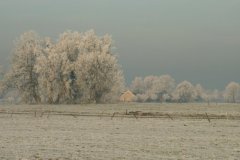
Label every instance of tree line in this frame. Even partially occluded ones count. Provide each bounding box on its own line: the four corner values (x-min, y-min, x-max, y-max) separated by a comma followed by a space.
0, 30, 239, 104
130, 75, 240, 103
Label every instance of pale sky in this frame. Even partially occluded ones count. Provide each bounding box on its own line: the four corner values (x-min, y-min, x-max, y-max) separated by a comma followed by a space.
0, 0, 240, 89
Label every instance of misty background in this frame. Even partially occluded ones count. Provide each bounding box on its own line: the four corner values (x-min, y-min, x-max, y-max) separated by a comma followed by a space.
0, 0, 240, 89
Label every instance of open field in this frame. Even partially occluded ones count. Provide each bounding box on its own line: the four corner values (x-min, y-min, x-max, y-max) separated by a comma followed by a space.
0, 103, 240, 159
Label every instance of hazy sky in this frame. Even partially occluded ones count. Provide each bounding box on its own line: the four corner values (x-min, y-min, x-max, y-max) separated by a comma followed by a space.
0, 0, 240, 89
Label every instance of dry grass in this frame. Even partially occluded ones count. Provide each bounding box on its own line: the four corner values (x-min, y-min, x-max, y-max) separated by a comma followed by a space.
0, 103, 240, 159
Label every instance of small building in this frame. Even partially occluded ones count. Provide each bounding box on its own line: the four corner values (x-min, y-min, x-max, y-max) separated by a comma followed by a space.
120, 90, 136, 102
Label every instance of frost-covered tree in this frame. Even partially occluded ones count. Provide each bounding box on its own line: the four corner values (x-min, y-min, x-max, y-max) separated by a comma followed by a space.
35, 32, 83, 104
172, 81, 196, 103
73, 30, 124, 103
152, 75, 175, 102
3, 31, 42, 103
202, 89, 221, 104
131, 76, 157, 102
212, 89, 222, 102
224, 82, 240, 103
80, 30, 112, 55
193, 84, 223, 104
3, 30, 124, 104
55, 31, 82, 102
131, 75, 175, 102
35, 38, 72, 104
75, 52, 124, 103
194, 84, 205, 102
35, 30, 123, 104
130, 77, 145, 94
55, 31, 82, 61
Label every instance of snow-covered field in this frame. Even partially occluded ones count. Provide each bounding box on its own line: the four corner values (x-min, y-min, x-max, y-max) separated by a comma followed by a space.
0, 103, 240, 159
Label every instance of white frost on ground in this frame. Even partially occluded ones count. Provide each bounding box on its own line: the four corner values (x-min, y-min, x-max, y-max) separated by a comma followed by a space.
0, 103, 240, 160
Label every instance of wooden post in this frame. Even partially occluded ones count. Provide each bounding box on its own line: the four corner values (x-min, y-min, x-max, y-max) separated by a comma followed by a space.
47, 111, 50, 119
111, 112, 116, 120
205, 112, 211, 123
166, 113, 173, 120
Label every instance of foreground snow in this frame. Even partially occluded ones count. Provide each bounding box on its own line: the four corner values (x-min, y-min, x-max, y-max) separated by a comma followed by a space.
0, 103, 239, 159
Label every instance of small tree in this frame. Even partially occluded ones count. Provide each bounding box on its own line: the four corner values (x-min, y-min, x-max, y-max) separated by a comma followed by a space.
224, 82, 240, 103
131, 77, 145, 94
172, 81, 196, 103
130, 75, 175, 102
195, 84, 205, 102
152, 75, 175, 102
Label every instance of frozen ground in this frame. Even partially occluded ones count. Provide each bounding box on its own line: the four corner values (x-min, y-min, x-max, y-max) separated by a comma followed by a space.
0, 103, 240, 160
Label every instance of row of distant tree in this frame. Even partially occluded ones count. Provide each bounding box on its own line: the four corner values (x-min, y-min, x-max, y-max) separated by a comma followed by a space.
0, 30, 239, 104
130, 75, 240, 103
